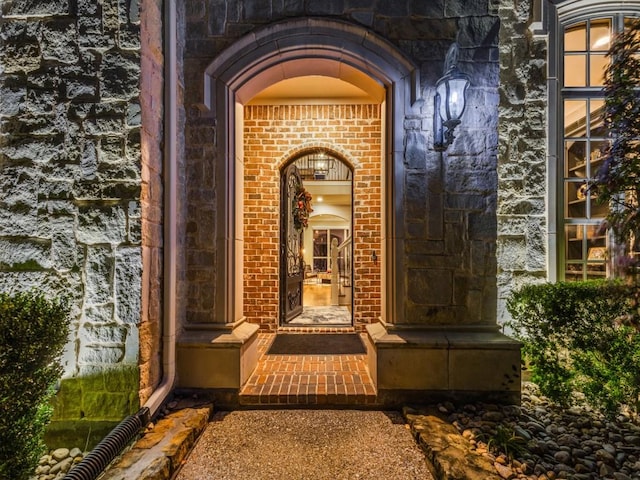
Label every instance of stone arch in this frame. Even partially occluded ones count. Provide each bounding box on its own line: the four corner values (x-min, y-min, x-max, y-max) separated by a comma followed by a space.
204, 17, 420, 329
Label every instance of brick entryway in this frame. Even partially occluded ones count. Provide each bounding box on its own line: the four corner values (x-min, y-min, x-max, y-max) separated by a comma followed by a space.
239, 333, 377, 406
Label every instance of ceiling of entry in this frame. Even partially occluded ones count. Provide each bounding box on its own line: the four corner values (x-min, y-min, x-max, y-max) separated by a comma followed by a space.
247, 74, 384, 105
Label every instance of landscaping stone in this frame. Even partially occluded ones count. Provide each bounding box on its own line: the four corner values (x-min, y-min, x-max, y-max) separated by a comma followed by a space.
406, 382, 640, 480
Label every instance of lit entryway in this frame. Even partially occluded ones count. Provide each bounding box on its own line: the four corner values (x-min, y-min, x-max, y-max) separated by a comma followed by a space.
281, 152, 353, 326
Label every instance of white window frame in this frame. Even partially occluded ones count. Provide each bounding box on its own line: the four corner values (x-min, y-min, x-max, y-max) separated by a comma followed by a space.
548, 1, 640, 281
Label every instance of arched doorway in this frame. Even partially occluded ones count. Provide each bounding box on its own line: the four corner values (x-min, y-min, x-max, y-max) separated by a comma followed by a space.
241, 87, 380, 331
280, 152, 354, 327
203, 18, 420, 333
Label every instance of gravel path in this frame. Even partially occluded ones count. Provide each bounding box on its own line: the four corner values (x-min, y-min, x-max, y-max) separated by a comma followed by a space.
174, 410, 434, 480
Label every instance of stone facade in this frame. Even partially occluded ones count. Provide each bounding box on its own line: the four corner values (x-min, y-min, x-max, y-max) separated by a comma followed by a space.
0, 0, 163, 441
181, 0, 504, 329
496, 0, 549, 326
0, 0, 551, 441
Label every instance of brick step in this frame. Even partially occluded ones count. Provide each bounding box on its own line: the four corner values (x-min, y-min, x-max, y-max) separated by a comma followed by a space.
239, 383, 378, 406
278, 325, 355, 333
241, 334, 377, 407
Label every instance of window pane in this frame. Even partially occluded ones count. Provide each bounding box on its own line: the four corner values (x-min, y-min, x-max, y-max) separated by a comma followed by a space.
566, 225, 584, 258
589, 140, 607, 175
565, 140, 587, 177
589, 53, 608, 86
590, 19, 611, 50
564, 100, 587, 136
590, 198, 608, 218
313, 229, 327, 257
589, 99, 605, 136
564, 55, 587, 86
565, 22, 586, 51
566, 181, 586, 218
313, 259, 327, 272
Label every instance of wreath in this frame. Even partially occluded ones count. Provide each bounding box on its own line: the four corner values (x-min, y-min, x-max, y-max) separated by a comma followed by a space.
293, 184, 313, 230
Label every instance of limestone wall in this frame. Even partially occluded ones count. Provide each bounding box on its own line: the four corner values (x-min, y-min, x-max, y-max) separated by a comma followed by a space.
497, 0, 549, 326
0, 0, 158, 435
182, 0, 504, 328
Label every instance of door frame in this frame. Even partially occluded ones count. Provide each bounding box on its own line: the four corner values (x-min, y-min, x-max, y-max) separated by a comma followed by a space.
281, 152, 356, 327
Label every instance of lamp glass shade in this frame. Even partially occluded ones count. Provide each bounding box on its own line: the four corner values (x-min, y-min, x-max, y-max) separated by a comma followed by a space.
436, 73, 470, 122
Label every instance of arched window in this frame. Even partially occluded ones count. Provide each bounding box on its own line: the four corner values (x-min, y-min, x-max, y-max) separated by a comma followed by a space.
552, 5, 640, 280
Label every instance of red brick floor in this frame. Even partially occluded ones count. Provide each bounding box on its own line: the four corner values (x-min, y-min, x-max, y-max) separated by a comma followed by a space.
239, 333, 377, 406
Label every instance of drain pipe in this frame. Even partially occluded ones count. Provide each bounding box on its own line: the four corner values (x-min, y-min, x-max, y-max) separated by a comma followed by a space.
63, 408, 150, 480
142, 0, 178, 418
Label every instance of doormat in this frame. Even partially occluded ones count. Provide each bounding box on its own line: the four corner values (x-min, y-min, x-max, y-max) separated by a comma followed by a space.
266, 333, 366, 355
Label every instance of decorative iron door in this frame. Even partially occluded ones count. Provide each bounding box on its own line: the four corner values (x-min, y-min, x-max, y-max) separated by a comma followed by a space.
280, 164, 306, 323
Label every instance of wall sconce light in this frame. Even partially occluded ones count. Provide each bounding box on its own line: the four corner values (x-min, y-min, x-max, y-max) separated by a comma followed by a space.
433, 43, 470, 152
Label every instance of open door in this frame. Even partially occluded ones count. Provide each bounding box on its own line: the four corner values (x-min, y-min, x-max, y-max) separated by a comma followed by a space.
280, 164, 307, 323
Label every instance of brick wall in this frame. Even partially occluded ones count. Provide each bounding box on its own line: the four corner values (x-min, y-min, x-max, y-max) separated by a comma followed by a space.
243, 104, 382, 331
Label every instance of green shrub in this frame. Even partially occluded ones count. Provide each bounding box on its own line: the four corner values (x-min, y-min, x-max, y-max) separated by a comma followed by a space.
506, 280, 640, 416
0, 291, 70, 480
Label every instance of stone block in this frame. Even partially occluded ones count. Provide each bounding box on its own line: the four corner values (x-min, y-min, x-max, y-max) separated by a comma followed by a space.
458, 16, 500, 48
50, 378, 83, 421
0, 237, 51, 270
103, 365, 139, 393
350, 11, 374, 27
119, 24, 141, 49
80, 323, 128, 344
0, 21, 41, 73
80, 140, 98, 180
82, 391, 133, 420
469, 211, 497, 240
448, 339, 521, 392
76, 205, 127, 244
408, 268, 452, 306
83, 303, 116, 324
207, 0, 227, 35
176, 322, 260, 389
496, 237, 527, 271
79, 344, 125, 364
243, 0, 273, 20
84, 245, 115, 304
100, 51, 141, 100
2, 0, 69, 16
115, 246, 142, 324
0, 81, 26, 116
368, 324, 521, 404
1, 134, 65, 164
41, 20, 79, 64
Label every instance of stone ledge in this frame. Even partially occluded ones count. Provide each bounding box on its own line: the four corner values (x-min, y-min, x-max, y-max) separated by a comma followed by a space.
176, 322, 260, 389
100, 403, 212, 480
403, 408, 502, 480
365, 322, 522, 403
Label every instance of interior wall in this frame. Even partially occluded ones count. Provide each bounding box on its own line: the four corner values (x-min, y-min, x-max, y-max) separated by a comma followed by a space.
243, 104, 382, 331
